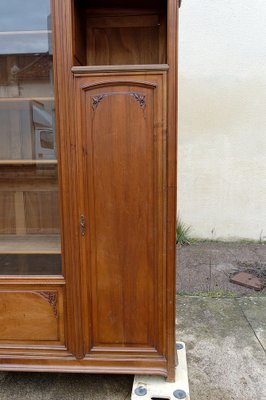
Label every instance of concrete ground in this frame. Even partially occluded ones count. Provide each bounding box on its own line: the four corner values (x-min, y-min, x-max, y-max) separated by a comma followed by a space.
175, 243, 266, 400
176, 242, 266, 295
176, 296, 266, 400
0, 243, 265, 399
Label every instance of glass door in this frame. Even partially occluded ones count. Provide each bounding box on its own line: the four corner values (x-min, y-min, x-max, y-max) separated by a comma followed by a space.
0, 0, 61, 275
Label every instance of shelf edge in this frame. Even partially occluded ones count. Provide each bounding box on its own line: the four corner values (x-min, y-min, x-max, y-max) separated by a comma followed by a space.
72, 64, 169, 74
0, 160, 58, 165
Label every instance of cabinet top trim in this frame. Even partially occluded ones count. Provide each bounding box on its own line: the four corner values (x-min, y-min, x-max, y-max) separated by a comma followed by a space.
72, 64, 169, 75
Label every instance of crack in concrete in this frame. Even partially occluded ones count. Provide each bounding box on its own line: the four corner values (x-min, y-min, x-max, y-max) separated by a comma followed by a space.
235, 299, 266, 354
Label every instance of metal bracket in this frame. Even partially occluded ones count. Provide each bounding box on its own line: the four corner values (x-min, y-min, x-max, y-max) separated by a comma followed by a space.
131, 342, 190, 400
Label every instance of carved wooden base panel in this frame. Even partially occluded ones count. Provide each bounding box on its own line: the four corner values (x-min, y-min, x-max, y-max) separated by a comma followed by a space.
0, 286, 64, 345
0, 356, 169, 378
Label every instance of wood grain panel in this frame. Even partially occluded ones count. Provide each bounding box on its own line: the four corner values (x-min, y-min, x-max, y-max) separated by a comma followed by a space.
91, 86, 154, 346
0, 166, 60, 237
24, 191, 60, 234
73, 1, 87, 65
0, 193, 16, 234
165, 0, 179, 381
0, 165, 58, 193
0, 235, 61, 254
82, 0, 166, 8
0, 290, 61, 342
75, 73, 166, 353
86, 10, 166, 65
52, 0, 86, 360
87, 15, 160, 28
88, 27, 159, 65
0, 101, 33, 160
15, 192, 26, 234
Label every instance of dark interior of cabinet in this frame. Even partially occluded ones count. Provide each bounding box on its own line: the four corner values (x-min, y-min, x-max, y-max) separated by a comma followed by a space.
73, 0, 167, 66
0, 254, 61, 275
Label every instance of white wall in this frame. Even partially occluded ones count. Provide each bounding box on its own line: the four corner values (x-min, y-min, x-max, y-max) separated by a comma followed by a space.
178, 0, 266, 240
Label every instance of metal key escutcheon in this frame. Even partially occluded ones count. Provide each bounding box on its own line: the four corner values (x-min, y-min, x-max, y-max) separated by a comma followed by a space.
80, 215, 86, 236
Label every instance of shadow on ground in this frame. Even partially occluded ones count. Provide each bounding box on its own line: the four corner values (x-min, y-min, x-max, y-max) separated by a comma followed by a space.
0, 372, 133, 400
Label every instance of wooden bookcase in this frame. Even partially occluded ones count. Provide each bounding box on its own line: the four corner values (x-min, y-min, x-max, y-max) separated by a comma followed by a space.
0, 0, 178, 382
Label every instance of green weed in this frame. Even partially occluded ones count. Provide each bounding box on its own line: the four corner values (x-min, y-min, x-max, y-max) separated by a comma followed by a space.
176, 218, 191, 245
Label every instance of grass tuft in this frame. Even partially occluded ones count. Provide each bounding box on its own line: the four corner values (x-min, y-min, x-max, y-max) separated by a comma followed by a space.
176, 218, 191, 245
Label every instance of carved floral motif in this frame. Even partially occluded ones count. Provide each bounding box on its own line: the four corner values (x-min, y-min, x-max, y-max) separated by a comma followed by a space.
92, 94, 106, 111
91, 92, 146, 112
129, 93, 146, 109
37, 291, 58, 317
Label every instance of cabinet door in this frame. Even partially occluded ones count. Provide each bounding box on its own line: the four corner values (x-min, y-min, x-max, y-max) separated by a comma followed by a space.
0, 2, 61, 276
75, 72, 167, 355
0, 0, 64, 348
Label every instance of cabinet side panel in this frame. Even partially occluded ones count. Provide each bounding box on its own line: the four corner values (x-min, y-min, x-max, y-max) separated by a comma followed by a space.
166, 0, 179, 381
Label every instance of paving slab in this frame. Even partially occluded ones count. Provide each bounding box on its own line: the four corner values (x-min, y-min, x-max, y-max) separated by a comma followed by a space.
176, 296, 266, 400
237, 297, 266, 351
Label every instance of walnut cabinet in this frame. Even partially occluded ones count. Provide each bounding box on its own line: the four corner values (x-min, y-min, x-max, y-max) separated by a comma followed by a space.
0, 0, 178, 382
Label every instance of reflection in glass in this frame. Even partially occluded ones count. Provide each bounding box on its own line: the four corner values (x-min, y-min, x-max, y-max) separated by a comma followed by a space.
0, 2, 61, 275
0, 255, 61, 276
0, 0, 51, 33
0, 99, 55, 160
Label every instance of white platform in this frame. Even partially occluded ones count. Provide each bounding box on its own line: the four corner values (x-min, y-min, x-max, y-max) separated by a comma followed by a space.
131, 342, 190, 400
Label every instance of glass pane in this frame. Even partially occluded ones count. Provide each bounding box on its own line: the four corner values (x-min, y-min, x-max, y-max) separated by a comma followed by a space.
0, 255, 61, 275
0, 1, 61, 275
0, 99, 56, 160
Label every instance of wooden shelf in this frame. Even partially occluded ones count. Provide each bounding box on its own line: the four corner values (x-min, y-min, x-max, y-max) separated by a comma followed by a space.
72, 64, 169, 74
0, 160, 57, 166
0, 30, 51, 35
0, 97, 54, 103
0, 235, 61, 254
